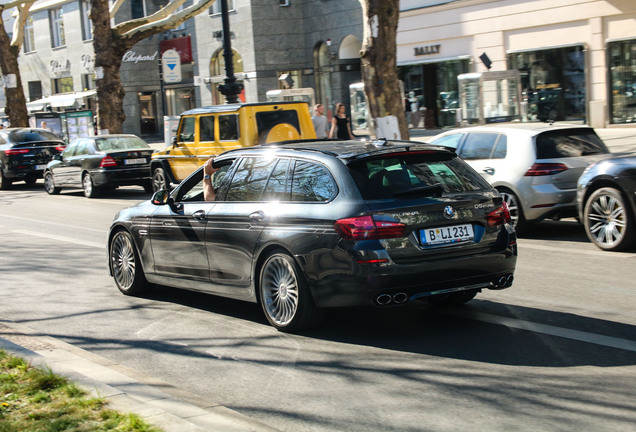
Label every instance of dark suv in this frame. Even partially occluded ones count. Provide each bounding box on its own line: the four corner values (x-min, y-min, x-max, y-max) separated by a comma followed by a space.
108, 139, 517, 332
0, 128, 66, 189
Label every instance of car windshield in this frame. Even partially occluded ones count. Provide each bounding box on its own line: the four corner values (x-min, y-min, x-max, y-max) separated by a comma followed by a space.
348, 151, 492, 200
9, 130, 61, 143
95, 136, 150, 151
535, 129, 609, 158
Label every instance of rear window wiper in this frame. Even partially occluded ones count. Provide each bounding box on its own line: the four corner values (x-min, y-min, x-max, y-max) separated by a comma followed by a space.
393, 183, 444, 198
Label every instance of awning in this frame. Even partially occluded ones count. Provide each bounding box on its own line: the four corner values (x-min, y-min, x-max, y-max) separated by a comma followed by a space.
27, 90, 97, 113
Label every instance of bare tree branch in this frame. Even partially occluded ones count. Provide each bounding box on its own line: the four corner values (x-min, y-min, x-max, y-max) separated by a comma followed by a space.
114, 0, 208, 37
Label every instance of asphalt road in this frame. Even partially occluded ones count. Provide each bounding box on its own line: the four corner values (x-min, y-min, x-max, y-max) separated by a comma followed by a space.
1, 183, 635, 432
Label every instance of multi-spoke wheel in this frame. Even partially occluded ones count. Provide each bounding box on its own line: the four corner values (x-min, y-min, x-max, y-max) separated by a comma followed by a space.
152, 167, 169, 193
258, 250, 322, 332
498, 188, 527, 234
44, 171, 61, 194
109, 230, 149, 295
83, 173, 99, 198
584, 187, 635, 251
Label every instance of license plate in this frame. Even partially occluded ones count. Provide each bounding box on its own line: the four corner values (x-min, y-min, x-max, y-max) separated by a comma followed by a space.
35, 164, 47, 170
124, 158, 146, 165
420, 224, 474, 246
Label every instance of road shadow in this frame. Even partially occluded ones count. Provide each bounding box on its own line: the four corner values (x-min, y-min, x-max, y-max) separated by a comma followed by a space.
518, 218, 589, 243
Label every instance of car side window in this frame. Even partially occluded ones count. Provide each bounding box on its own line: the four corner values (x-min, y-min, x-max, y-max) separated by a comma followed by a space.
199, 115, 215, 142
219, 114, 239, 141
262, 158, 291, 201
179, 117, 195, 143
458, 133, 498, 160
75, 140, 89, 156
430, 133, 463, 149
492, 135, 507, 159
224, 157, 277, 202
291, 161, 337, 202
62, 143, 77, 157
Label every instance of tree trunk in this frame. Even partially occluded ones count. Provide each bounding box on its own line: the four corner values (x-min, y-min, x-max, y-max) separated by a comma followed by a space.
91, 0, 128, 134
0, 25, 29, 127
359, 0, 408, 140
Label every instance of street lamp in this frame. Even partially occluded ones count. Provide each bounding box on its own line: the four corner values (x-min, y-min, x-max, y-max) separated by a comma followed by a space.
217, 0, 243, 104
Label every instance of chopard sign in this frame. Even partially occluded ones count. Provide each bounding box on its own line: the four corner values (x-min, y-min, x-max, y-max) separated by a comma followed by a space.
414, 45, 441, 56
122, 50, 159, 63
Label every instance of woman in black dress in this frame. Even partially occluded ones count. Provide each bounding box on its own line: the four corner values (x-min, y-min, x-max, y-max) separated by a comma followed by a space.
328, 103, 355, 139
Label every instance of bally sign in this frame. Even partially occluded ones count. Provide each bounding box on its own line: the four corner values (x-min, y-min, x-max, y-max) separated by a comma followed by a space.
162, 49, 182, 83
414, 44, 441, 56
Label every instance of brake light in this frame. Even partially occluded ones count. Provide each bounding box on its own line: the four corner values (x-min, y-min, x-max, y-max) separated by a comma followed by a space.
55, 146, 66, 152
524, 163, 568, 176
334, 215, 406, 240
4, 148, 30, 155
486, 202, 511, 226
100, 155, 118, 167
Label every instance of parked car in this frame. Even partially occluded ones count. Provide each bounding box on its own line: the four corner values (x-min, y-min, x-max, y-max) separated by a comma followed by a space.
44, 134, 154, 198
108, 139, 517, 332
428, 124, 612, 233
577, 155, 636, 251
151, 101, 317, 192
0, 128, 66, 190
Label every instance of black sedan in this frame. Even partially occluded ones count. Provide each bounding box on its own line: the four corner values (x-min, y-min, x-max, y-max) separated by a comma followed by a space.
44, 134, 154, 198
0, 128, 66, 190
108, 139, 518, 332
577, 154, 636, 251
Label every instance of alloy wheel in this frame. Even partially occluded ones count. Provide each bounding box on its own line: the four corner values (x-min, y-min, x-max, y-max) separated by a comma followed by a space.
111, 232, 136, 291
585, 188, 632, 251
261, 254, 300, 327
499, 191, 520, 227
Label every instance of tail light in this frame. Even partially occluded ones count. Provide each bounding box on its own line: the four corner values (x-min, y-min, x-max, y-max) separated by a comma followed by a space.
486, 202, 511, 226
55, 146, 66, 152
524, 163, 568, 176
4, 148, 30, 155
334, 215, 406, 240
100, 155, 118, 167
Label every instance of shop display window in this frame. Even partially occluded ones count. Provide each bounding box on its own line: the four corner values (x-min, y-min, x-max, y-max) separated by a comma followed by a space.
609, 39, 636, 124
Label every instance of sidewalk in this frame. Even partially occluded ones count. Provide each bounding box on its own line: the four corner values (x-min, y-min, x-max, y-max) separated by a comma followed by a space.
0, 320, 279, 432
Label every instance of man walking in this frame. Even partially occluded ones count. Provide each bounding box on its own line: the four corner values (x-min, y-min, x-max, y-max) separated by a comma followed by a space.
312, 104, 329, 139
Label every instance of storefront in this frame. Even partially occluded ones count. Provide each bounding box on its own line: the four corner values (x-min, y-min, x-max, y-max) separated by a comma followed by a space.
608, 38, 636, 124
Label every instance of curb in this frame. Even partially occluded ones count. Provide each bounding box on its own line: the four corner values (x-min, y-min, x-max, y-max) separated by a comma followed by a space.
0, 320, 279, 432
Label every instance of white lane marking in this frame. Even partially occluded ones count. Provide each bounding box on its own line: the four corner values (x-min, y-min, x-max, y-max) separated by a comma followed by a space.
452, 310, 636, 353
519, 242, 635, 258
11, 229, 104, 249
0, 213, 104, 233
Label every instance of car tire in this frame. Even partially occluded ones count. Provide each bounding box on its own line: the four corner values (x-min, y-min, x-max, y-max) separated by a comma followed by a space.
0, 168, 12, 190
43, 171, 61, 195
258, 249, 323, 332
109, 230, 149, 295
427, 289, 479, 306
83, 173, 100, 198
498, 188, 527, 235
152, 167, 170, 192
25, 175, 37, 185
583, 187, 636, 252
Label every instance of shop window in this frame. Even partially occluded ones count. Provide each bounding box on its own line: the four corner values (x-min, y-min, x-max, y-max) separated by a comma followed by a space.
52, 77, 73, 93
81, 74, 96, 91
507, 46, 586, 123
313, 42, 332, 110
608, 39, 636, 124
24, 16, 35, 53
138, 92, 157, 135
49, 7, 65, 48
166, 88, 195, 116
80, 0, 92, 41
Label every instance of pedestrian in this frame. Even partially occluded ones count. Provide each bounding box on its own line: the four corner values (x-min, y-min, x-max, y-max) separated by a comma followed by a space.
311, 104, 329, 138
328, 102, 354, 139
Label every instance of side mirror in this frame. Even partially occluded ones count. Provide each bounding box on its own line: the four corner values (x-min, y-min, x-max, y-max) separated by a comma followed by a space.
53, 154, 62, 161
171, 136, 178, 146
151, 190, 169, 205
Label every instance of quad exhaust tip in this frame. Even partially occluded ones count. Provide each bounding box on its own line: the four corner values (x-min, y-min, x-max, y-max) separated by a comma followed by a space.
495, 274, 514, 288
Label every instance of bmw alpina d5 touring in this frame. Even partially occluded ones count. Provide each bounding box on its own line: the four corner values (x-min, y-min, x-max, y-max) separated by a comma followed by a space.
108, 139, 517, 332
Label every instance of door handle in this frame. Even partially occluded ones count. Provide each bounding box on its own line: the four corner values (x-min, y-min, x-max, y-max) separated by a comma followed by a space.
249, 211, 265, 222
192, 209, 207, 221
482, 167, 495, 175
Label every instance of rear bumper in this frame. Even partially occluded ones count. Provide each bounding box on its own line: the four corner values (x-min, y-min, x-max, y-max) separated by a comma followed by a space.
91, 167, 151, 187
2, 165, 44, 180
518, 183, 577, 222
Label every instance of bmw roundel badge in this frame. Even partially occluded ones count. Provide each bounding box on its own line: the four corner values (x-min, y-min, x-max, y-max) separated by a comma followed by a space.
443, 205, 455, 219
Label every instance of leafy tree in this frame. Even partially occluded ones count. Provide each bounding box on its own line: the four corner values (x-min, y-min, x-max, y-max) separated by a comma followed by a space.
90, 0, 217, 134
358, 0, 408, 139
0, 0, 37, 127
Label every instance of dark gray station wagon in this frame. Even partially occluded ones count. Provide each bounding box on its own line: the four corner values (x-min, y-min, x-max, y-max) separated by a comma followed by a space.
108, 139, 518, 332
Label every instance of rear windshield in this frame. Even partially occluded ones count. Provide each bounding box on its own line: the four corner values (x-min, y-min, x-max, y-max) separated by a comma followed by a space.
255, 110, 300, 136
535, 129, 609, 159
95, 136, 150, 151
9, 130, 61, 144
348, 151, 492, 200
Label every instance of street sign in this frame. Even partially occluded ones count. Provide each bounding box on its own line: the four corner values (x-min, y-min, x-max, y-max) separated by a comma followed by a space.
162, 49, 182, 83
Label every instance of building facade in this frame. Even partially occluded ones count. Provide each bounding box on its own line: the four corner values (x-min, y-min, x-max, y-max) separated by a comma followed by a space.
7, 0, 364, 138
398, 0, 636, 128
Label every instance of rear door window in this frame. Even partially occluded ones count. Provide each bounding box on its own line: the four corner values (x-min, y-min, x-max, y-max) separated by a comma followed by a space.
535, 129, 609, 158
348, 151, 491, 200
199, 115, 215, 142
219, 114, 239, 141
262, 158, 291, 201
290, 161, 337, 202
458, 133, 499, 160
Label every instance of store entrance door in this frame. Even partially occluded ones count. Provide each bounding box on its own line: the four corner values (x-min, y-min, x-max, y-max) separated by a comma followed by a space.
138, 92, 158, 136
